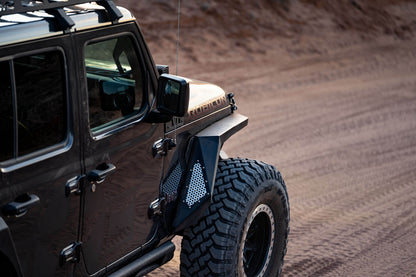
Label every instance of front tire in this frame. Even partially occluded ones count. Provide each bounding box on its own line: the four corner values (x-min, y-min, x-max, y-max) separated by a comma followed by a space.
180, 158, 290, 276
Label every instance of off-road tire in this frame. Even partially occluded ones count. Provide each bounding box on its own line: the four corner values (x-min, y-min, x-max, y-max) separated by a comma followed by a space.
180, 158, 290, 277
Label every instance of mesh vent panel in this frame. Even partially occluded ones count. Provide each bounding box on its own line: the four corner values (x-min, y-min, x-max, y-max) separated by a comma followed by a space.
185, 162, 207, 207
162, 162, 182, 202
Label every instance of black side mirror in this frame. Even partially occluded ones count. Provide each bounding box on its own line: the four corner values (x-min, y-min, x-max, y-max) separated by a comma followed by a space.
157, 74, 189, 117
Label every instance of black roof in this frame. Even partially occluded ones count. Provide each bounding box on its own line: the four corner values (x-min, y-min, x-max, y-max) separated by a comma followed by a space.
0, 0, 122, 30
0, 2, 134, 46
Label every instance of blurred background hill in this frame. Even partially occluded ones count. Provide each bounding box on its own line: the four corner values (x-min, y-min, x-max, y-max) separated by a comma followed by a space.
116, 0, 415, 74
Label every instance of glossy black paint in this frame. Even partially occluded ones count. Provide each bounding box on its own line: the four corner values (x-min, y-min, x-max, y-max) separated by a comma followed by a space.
0, 218, 22, 277
74, 23, 164, 275
0, 35, 82, 277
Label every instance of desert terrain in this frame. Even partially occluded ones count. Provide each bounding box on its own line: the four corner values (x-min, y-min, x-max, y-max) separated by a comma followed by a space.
116, 0, 416, 276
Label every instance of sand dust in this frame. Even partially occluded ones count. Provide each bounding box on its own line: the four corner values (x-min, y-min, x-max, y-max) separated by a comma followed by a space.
115, 0, 416, 275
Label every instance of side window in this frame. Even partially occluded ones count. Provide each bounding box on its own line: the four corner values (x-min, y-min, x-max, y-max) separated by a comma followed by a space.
0, 61, 13, 161
15, 51, 67, 156
85, 35, 144, 132
0, 50, 67, 163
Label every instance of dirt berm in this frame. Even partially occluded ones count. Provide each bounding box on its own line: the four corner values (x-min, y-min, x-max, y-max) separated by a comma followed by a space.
116, 0, 416, 276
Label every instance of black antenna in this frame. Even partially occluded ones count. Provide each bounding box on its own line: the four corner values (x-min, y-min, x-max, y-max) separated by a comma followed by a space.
176, 0, 181, 75
173, 0, 181, 144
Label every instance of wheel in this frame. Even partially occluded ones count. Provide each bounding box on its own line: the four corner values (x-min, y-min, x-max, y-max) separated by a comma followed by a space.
180, 158, 290, 277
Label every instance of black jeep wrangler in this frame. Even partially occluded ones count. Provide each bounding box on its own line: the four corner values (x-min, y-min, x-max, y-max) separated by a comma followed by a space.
0, 1, 289, 276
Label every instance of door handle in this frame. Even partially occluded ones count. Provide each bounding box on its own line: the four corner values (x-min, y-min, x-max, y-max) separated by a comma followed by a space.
3, 193, 40, 217
87, 163, 116, 183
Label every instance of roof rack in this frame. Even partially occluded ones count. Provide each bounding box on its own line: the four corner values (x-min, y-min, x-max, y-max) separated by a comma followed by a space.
0, 0, 122, 30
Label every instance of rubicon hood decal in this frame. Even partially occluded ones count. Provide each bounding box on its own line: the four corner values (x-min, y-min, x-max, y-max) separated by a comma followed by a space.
186, 79, 229, 120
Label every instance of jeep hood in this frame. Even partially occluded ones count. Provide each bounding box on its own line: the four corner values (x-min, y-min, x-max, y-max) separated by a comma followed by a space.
185, 78, 230, 121
164, 78, 233, 133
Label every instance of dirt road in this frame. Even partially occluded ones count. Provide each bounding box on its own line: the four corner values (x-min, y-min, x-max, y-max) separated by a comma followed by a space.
124, 0, 416, 275
222, 38, 416, 277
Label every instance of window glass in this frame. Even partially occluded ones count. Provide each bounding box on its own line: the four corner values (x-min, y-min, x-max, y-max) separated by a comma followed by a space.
85, 36, 144, 131
0, 61, 14, 161
14, 51, 67, 156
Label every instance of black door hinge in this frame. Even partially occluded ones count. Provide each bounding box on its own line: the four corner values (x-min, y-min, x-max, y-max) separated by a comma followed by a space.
148, 197, 165, 219
152, 138, 176, 158
65, 176, 85, 197
60, 242, 82, 266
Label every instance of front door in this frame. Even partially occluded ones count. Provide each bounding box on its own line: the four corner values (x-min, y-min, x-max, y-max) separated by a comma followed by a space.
76, 27, 163, 274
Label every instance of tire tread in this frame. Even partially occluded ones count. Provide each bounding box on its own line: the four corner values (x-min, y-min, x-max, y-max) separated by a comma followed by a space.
180, 158, 289, 277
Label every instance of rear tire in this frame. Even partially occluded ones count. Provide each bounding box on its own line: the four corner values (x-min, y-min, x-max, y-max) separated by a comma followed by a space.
180, 158, 290, 276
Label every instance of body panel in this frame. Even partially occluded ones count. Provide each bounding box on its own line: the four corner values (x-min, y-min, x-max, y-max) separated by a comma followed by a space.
0, 35, 82, 276
74, 23, 163, 275
0, 218, 23, 277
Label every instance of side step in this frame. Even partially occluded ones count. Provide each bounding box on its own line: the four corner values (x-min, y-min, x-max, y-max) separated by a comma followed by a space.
108, 241, 175, 277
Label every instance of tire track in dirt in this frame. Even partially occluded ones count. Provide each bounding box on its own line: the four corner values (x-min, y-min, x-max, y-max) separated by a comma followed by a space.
221, 37, 416, 276
226, 74, 416, 169
223, 46, 416, 151
145, 11, 416, 277
281, 172, 416, 277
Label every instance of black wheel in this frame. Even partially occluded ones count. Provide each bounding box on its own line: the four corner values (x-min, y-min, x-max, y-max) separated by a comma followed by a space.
180, 158, 290, 277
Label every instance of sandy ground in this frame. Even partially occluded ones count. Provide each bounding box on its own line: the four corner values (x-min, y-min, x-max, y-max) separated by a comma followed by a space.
116, 0, 416, 276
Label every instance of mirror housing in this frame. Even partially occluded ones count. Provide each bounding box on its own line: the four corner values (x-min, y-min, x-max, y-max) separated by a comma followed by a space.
157, 74, 189, 117
157, 64, 169, 75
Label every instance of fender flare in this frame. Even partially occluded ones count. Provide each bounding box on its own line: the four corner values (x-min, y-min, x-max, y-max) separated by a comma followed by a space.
172, 113, 248, 232
0, 217, 23, 277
